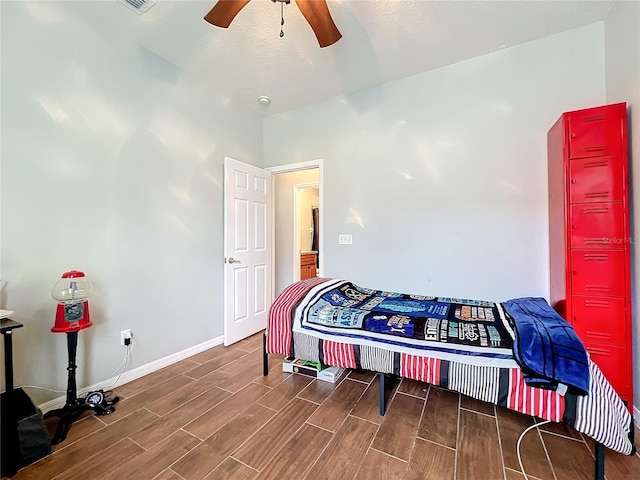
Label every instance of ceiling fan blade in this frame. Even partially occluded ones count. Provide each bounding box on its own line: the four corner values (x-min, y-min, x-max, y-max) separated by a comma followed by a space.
295, 0, 342, 48
204, 0, 251, 28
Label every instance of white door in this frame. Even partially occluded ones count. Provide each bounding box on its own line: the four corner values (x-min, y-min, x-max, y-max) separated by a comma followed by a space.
223, 157, 272, 346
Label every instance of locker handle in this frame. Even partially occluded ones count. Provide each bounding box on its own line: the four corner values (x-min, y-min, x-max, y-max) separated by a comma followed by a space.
584, 285, 609, 291
583, 238, 608, 245
584, 115, 606, 122
584, 192, 609, 198
584, 145, 607, 152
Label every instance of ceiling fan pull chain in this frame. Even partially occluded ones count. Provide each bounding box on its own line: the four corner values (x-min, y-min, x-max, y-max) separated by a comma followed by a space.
280, 1, 285, 38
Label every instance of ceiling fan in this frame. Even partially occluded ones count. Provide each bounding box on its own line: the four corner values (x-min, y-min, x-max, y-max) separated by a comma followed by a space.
204, 0, 342, 48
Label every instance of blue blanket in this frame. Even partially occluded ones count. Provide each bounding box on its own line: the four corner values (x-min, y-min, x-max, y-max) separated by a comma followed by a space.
502, 297, 589, 395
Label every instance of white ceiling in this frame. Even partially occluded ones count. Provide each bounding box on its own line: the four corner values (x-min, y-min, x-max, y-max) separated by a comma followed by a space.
57, 0, 615, 116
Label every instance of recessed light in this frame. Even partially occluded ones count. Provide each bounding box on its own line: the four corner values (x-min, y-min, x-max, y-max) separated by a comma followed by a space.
258, 96, 271, 106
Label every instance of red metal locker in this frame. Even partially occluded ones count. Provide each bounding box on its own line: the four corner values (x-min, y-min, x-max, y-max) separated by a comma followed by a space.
570, 202, 625, 249
569, 155, 624, 204
548, 102, 632, 410
567, 105, 626, 158
571, 296, 626, 345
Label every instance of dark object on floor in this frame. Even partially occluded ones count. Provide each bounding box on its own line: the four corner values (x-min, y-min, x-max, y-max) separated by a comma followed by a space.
1, 318, 51, 477
1, 387, 52, 477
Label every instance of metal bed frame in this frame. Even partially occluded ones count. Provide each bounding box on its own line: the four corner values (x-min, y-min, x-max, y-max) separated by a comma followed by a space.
262, 332, 618, 480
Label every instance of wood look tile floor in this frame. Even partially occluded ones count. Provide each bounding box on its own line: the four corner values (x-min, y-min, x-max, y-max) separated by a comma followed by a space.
9, 332, 640, 480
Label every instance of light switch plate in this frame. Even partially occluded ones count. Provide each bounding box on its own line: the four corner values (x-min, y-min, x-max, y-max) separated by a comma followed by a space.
338, 234, 352, 245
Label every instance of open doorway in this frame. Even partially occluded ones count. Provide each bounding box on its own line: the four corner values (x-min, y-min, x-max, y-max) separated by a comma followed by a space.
295, 183, 319, 281
267, 160, 323, 297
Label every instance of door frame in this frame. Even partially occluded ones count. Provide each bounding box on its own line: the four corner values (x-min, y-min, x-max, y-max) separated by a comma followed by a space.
267, 159, 324, 297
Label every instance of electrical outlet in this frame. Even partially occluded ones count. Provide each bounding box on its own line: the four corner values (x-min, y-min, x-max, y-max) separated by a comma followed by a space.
120, 329, 132, 346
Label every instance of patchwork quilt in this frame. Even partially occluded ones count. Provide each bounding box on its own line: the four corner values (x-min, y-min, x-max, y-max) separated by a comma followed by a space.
294, 278, 516, 367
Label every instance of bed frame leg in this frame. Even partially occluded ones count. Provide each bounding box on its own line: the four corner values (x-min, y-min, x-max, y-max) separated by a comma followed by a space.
379, 372, 386, 416
378, 373, 399, 416
262, 333, 268, 376
595, 442, 605, 480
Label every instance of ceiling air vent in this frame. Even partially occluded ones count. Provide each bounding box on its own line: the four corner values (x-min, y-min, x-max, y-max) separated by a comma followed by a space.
119, 0, 156, 14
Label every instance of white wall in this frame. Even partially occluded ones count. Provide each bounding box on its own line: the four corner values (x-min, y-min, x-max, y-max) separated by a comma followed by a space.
265, 24, 606, 302
274, 169, 319, 295
0, 2, 262, 403
604, 0, 640, 413
1, 3, 629, 413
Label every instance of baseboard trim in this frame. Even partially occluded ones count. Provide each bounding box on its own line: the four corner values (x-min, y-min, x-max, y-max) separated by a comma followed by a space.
38, 335, 224, 413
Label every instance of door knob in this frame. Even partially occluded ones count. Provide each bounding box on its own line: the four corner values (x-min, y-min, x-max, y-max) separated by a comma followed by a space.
227, 257, 241, 264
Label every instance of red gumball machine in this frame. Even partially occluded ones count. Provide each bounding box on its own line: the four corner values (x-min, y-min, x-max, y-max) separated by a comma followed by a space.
45, 270, 119, 445
51, 270, 93, 333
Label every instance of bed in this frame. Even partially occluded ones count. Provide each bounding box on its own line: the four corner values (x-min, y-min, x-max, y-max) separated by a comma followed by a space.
262, 277, 636, 480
